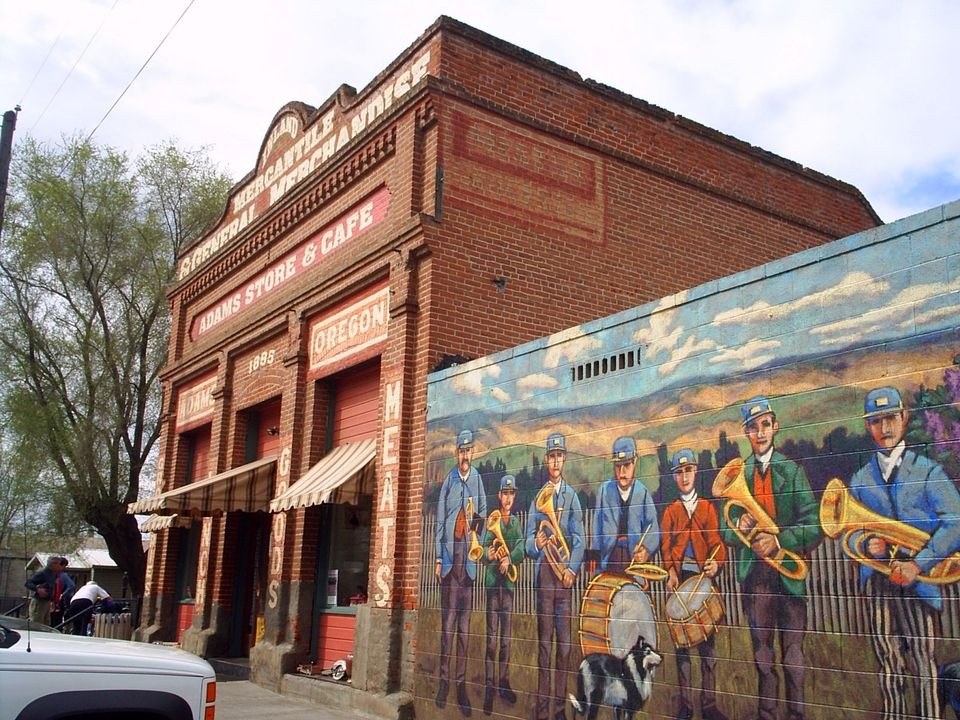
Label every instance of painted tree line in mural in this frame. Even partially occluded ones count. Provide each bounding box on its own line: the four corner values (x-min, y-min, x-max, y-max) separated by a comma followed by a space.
426, 367, 960, 720
426, 371, 960, 515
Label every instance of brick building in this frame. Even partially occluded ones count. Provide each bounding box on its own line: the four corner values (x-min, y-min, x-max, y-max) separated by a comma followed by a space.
130, 16, 877, 712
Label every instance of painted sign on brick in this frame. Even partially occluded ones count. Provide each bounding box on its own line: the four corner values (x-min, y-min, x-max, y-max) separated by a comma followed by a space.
190, 186, 391, 340
308, 286, 389, 378
176, 374, 217, 431
177, 50, 431, 282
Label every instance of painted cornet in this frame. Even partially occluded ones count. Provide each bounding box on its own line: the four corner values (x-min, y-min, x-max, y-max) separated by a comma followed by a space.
486, 510, 519, 582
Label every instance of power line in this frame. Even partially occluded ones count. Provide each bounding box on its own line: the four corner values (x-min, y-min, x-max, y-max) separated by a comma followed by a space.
29, 0, 121, 134
85, 0, 198, 143
19, 26, 65, 107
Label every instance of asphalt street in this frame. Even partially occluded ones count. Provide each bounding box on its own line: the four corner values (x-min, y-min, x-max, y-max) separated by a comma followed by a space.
216, 679, 368, 720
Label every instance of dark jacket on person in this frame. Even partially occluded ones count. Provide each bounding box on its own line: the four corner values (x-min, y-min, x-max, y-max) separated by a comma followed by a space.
25, 566, 76, 603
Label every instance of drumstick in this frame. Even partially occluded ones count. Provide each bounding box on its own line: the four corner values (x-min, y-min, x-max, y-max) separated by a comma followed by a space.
633, 524, 651, 557
687, 545, 722, 600
673, 585, 691, 615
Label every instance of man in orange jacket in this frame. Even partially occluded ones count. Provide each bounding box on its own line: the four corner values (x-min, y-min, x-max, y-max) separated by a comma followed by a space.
661, 449, 727, 720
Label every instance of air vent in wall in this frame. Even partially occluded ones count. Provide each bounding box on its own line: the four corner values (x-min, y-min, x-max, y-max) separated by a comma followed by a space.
571, 348, 638, 383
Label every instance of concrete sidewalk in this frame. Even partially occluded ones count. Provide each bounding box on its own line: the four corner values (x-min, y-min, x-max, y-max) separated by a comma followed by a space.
216, 678, 369, 720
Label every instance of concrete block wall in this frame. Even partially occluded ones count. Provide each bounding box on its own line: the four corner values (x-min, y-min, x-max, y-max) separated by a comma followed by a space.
418, 201, 960, 719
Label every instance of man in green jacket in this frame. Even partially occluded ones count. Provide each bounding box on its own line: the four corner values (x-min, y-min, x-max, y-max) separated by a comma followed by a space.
720, 396, 821, 720
481, 474, 524, 715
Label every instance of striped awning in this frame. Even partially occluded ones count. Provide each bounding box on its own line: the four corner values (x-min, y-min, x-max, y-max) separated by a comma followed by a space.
128, 456, 277, 515
140, 514, 193, 533
270, 438, 376, 512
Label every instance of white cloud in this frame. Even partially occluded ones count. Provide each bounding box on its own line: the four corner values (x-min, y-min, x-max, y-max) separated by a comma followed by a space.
490, 387, 511, 403
714, 271, 887, 326
451, 364, 501, 396
632, 299, 685, 359
543, 332, 602, 369
812, 279, 960, 341
902, 303, 959, 331
708, 339, 781, 370
817, 321, 889, 346
811, 305, 906, 338
888, 278, 960, 307
656, 334, 718, 376
517, 373, 558, 394
4, 2, 958, 237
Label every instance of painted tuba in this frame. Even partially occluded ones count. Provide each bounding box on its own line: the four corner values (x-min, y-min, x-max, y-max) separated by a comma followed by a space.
820, 478, 960, 585
486, 510, 519, 582
712, 457, 809, 581
535, 483, 571, 581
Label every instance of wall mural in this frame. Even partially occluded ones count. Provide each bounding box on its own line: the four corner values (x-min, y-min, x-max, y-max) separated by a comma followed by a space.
417, 217, 960, 720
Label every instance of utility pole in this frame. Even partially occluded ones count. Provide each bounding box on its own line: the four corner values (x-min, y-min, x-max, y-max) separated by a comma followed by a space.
0, 105, 21, 240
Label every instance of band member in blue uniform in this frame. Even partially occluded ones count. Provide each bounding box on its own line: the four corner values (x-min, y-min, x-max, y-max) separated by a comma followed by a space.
435, 429, 487, 716
525, 433, 585, 720
848, 387, 960, 720
594, 436, 659, 575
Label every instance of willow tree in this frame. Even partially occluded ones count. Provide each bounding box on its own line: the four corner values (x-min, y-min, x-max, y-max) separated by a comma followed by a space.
0, 136, 231, 594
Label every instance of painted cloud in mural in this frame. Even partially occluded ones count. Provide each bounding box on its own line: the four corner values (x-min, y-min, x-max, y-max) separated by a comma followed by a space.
517, 373, 559, 397
543, 326, 603, 368
427, 227, 960, 423
452, 362, 501, 396
708, 338, 782, 370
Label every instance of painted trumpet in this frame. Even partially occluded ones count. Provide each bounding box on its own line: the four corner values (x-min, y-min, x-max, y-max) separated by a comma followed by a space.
712, 457, 808, 581
465, 497, 484, 563
535, 483, 571, 581
820, 478, 960, 585
486, 510, 519, 582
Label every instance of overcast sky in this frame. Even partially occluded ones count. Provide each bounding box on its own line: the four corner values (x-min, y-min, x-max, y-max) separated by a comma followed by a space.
1, 0, 958, 224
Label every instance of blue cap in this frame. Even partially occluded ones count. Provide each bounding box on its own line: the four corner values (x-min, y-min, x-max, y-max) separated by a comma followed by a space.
546, 433, 566, 454
456, 430, 474, 449
499, 474, 517, 491
671, 449, 697, 471
611, 436, 637, 463
864, 387, 904, 418
741, 396, 774, 426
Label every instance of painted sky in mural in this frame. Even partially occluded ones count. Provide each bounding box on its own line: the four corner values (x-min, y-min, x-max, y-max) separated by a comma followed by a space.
428, 223, 958, 434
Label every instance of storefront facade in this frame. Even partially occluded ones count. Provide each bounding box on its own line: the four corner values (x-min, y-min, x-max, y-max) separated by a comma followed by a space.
131, 16, 878, 711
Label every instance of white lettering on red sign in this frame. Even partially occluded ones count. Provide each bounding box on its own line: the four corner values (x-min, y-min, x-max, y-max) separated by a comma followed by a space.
375, 377, 402, 608
308, 287, 389, 374
177, 50, 430, 282
190, 187, 390, 340
176, 375, 217, 430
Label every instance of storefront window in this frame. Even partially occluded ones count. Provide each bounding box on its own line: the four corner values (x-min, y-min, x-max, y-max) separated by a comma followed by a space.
319, 497, 372, 608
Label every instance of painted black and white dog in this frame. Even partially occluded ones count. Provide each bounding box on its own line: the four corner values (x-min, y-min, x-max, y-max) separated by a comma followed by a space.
568, 635, 662, 720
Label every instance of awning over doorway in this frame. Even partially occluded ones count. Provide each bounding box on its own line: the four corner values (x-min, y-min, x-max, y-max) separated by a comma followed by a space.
128, 456, 277, 515
139, 514, 193, 533
270, 438, 376, 512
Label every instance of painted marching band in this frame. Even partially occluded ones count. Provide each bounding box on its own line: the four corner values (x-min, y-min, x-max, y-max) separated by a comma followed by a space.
433, 387, 960, 720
